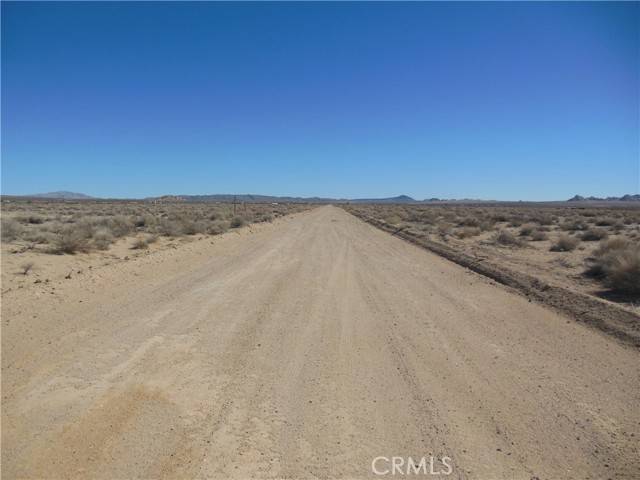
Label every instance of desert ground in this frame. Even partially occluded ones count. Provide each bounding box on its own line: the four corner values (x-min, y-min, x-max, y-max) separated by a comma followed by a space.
346, 203, 640, 314
1, 203, 639, 479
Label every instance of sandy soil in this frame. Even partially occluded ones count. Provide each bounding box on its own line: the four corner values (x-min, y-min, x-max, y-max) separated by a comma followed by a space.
2, 206, 638, 479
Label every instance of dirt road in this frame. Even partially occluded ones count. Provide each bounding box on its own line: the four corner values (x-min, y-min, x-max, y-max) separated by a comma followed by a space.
2, 206, 638, 479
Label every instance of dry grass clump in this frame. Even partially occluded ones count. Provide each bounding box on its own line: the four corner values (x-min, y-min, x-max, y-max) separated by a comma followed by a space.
530, 230, 548, 241
384, 214, 403, 225
92, 228, 114, 250
580, 228, 608, 242
519, 224, 536, 236
494, 230, 522, 247
230, 216, 245, 228
131, 235, 158, 250
586, 238, 640, 294
595, 217, 616, 227
16, 214, 44, 224
550, 234, 580, 252
207, 220, 229, 235
455, 227, 481, 239
562, 220, 588, 232
20, 261, 34, 275
1, 218, 22, 241
51, 227, 91, 254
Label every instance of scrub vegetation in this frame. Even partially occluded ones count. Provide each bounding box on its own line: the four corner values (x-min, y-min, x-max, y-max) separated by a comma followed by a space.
344, 203, 640, 304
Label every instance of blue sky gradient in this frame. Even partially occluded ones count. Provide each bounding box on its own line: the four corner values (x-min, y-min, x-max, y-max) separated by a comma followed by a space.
2, 2, 638, 200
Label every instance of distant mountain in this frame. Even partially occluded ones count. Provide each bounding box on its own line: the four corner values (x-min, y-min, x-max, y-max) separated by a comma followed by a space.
148, 194, 420, 204
568, 194, 640, 202
350, 195, 417, 204
158, 194, 339, 204
29, 191, 93, 200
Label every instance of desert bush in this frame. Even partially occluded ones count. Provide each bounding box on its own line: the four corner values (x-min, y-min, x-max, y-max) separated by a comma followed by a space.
550, 235, 580, 252
16, 214, 44, 224
181, 219, 207, 235
455, 227, 481, 239
107, 215, 134, 237
595, 217, 616, 227
1, 218, 22, 241
494, 230, 522, 246
52, 228, 90, 254
157, 218, 184, 237
384, 214, 403, 225
531, 214, 554, 226
436, 222, 452, 237
581, 228, 608, 242
24, 229, 56, 244
586, 239, 640, 294
20, 261, 34, 275
92, 228, 114, 250
519, 224, 536, 236
612, 221, 625, 232
530, 230, 548, 241
605, 248, 640, 293
230, 216, 245, 228
562, 220, 588, 231
133, 215, 155, 228
131, 237, 149, 249
207, 220, 229, 235
458, 217, 480, 227
508, 219, 524, 228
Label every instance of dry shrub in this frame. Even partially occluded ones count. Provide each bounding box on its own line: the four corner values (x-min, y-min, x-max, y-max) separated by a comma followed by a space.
157, 218, 183, 237
208, 221, 229, 235
24, 229, 56, 244
455, 227, 481, 239
107, 215, 134, 237
384, 214, 403, 225
494, 230, 522, 246
93, 228, 114, 250
17, 214, 44, 224
181, 219, 207, 235
562, 220, 588, 231
581, 228, 608, 242
1, 218, 22, 241
131, 237, 149, 250
595, 217, 616, 227
52, 228, 90, 254
586, 238, 640, 294
519, 224, 536, 236
437, 222, 452, 237
530, 230, 548, 241
458, 217, 480, 227
551, 235, 580, 252
230, 216, 245, 228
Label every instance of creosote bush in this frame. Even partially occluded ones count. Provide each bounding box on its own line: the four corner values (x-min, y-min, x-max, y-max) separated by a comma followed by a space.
530, 230, 548, 241
586, 238, 640, 294
494, 230, 522, 247
1, 218, 22, 241
581, 228, 608, 242
550, 235, 580, 252
230, 216, 245, 228
52, 228, 91, 254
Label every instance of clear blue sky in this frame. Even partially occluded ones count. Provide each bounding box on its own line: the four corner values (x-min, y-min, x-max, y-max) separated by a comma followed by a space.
2, 2, 638, 200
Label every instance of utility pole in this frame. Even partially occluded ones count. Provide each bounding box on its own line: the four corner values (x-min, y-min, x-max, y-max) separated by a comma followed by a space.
233, 195, 237, 216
